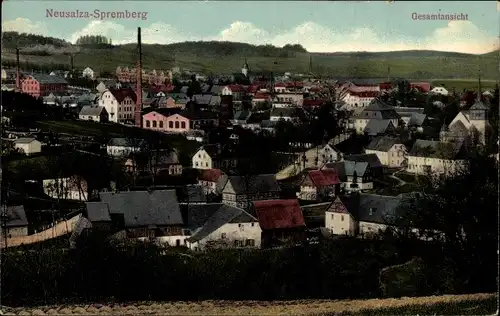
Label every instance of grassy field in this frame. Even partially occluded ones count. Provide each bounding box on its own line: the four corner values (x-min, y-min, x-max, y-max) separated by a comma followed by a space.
1, 293, 496, 315
2, 39, 499, 79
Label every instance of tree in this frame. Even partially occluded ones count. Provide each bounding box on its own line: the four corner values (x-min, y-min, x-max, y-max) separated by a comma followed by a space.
392, 152, 497, 293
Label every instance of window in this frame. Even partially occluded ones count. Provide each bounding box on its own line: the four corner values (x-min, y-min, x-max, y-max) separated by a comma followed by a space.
251, 223, 255, 227
146, 120, 150, 127
246, 239, 255, 246
159, 121, 163, 128
195, 162, 199, 167
331, 214, 334, 219
181, 122, 186, 129
175, 121, 180, 128
341, 215, 344, 221
221, 233, 227, 239
152, 121, 157, 128
176, 239, 181, 247
205, 162, 208, 167
169, 121, 173, 128
238, 223, 243, 227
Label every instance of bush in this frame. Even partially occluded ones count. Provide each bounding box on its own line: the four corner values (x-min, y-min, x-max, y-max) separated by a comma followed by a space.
379, 257, 427, 297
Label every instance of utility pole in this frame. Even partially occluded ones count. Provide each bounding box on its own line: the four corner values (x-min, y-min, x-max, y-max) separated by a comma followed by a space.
387, 65, 391, 83
15, 47, 20, 91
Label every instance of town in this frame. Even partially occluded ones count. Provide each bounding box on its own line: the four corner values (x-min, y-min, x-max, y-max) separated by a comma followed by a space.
1, 26, 498, 315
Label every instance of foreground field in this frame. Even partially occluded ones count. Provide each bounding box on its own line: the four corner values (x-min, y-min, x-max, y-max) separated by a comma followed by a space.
1, 293, 496, 315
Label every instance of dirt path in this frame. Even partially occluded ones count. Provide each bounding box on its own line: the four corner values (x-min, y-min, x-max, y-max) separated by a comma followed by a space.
1, 293, 495, 315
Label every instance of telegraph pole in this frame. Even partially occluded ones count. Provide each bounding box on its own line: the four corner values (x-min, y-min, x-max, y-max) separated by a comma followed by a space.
134, 27, 143, 128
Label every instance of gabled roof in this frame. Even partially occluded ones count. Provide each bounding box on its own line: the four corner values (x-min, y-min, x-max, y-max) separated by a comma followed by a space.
366, 136, 401, 152
408, 113, 427, 126
353, 193, 403, 225
179, 110, 218, 120
225, 174, 281, 195
99, 190, 183, 227
364, 98, 394, 111
185, 203, 257, 243
192, 94, 212, 105
5, 205, 28, 227
79, 105, 106, 117
253, 199, 305, 230
198, 168, 225, 183
408, 140, 466, 159
307, 169, 341, 187
469, 99, 489, 110
233, 110, 252, 121
28, 73, 68, 84
363, 119, 394, 135
344, 161, 369, 177
344, 153, 383, 169
85, 202, 112, 222
108, 88, 137, 103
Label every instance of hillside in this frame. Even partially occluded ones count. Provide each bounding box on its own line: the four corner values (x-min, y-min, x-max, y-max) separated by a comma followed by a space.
1, 32, 498, 79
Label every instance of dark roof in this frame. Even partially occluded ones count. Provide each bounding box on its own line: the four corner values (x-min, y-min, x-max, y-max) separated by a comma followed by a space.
183, 185, 207, 203
85, 202, 112, 222
108, 137, 146, 147
253, 199, 306, 230
354, 193, 402, 225
29, 74, 68, 84
79, 105, 106, 116
4, 205, 28, 227
224, 174, 281, 195
180, 110, 218, 120
364, 98, 393, 111
185, 203, 257, 242
366, 136, 401, 152
108, 88, 137, 103
344, 161, 369, 177
301, 202, 332, 217
408, 113, 427, 126
233, 110, 252, 121
469, 99, 489, 110
344, 153, 383, 169
99, 190, 183, 227
270, 107, 299, 118
363, 119, 394, 135
322, 162, 346, 181
408, 140, 466, 159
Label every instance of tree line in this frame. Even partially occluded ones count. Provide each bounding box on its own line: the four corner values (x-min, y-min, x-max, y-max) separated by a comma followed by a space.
2, 32, 71, 49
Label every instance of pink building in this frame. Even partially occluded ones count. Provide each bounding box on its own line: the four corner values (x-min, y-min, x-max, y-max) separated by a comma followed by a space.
165, 114, 191, 133
143, 111, 169, 131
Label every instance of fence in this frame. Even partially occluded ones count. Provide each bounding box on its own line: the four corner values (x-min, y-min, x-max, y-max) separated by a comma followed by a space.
0, 214, 82, 248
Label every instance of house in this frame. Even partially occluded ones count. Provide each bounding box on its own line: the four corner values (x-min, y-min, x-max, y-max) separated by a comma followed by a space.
365, 136, 407, 168
43, 175, 88, 201
179, 110, 219, 131
125, 149, 182, 176
341, 90, 379, 110
14, 138, 42, 155
270, 107, 299, 122
441, 97, 491, 146
107, 137, 146, 157
349, 99, 400, 135
197, 169, 227, 195
297, 169, 341, 201
343, 161, 374, 192
143, 110, 170, 132
85, 202, 115, 233
222, 174, 281, 209
21, 74, 68, 98
192, 145, 239, 170
343, 153, 384, 177
221, 85, 245, 101
319, 143, 342, 164
91, 190, 186, 245
430, 86, 449, 96
98, 88, 137, 123
0, 206, 29, 238
184, 203, 261, 251
78, 105, 109, 122
252, 199, 306, 248
406, 140, 468, 176
82, 67, 95, 80
363, 119, 397, 137
300, 202, 333, 228
231, 110, 252, 125
251, 92, 271, 107
274, 93, 304, 107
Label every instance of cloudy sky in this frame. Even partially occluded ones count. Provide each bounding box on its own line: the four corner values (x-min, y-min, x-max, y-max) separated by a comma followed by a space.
2, 1, 499, 54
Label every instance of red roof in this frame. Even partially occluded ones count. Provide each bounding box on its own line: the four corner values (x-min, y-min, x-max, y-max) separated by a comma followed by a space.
253, 93, 270, 100
309, 87, 321, 92
274, 82, 286, 88
253, 199, 305, 230
410, 82, 431, 93
303, 99, 325, 107
198, 168, 225, 182
286, 81, 304, 88
379, 82, 392, 90
109, 88, 137, 103
227, 84, 245, 92
308, 169, 340, 187
348, 90, 379, 98
247, 85, 259, 93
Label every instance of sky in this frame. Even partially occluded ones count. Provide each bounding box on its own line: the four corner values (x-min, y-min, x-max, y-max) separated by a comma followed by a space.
2, 1, 499, 54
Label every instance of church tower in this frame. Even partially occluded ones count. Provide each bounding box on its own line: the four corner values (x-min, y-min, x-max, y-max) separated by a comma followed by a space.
469, 72, 490, 145
242, 58, 249, 77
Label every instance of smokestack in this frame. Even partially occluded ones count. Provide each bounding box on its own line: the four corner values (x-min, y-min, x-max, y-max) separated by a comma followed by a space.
16, 48, 20, 91
135, 27, 143, 128
70, 55, 74, 72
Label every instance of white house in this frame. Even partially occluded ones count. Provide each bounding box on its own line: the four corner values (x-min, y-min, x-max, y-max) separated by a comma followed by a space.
350, 99, 400, 135
14, 138, 42, 155
270, 107, 299, 121
198, 168, 227, 195
185, 203, 262, 251
324, 198, 358, 236
319, 144, 342, 165
107, 137, 146, 157
192, 146, 215, 169
406, 140, 468, 176
341, 90, 379, 110
365, 136, 407, 168
78, 105, 109, 122
43, 175, 88, 201
99, 88, 137, 123
430, 86, 449, 96
82, 67, 95, 80
221, 85, 245, 101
